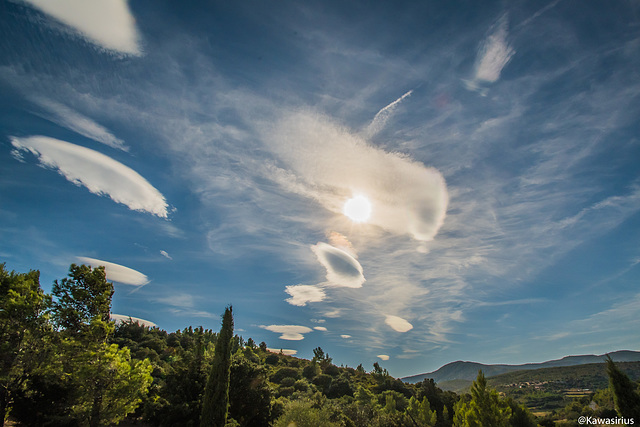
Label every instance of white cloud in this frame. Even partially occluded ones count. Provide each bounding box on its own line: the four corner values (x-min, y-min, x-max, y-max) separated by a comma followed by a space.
475, 15, 514, 82
11, 136, 169, 217
111, 314, 156, 328
312, 242, 365, 288
263, 111, 448, 242
314, 326, 327, 331
363, 90, 413, 138
154, 293, 194, 309
260, 324, 313, 341
20, 0, 142, 55
377, 354, 390, 361
324, 309, 341, 318
341, 334, 351, 339
285, 284, 326, 306
472, 14, 515, 84
385, 315, 413, 333
32, 98, 127, 151
76, 257, 149, 286
267, 348, 298, 356
160, 250, 172, 260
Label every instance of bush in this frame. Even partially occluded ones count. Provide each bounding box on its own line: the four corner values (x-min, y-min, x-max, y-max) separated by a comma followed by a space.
270, 367, 300, 383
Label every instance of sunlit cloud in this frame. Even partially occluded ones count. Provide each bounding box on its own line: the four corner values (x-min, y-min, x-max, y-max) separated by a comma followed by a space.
465, 14, 514, 92
11, 136, 169, 217
260, 325, 313, 341
377, 354, 390, 361
76, 256, 149, 286
285, 284, 326, 306
263, 111, 448, 242
312, 242, 365, 288
314, 326, 327, 331
267, 348, 298, 356
324, 309, 341, 318
341, 334, 351, 339
160, 250, 172, 260
363, 90, 413, 138
111, 314, 156, 328
20, 0, 142, 55
32, 98, 128, 151
385, 315, 413, 333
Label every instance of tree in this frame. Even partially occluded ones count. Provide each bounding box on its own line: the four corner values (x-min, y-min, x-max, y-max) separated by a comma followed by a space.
453, 371, 511, 427
68, 343, 152, 426
228, 356, 273, 426
0, 264, 51, 426
201, 306, 234, 427
52, 263, 114, 342
407, 396, 437, 426
51, 263, 151, 427
606, 355, 640, 420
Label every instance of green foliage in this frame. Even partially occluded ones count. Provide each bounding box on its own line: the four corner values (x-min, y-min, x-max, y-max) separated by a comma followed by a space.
0, 264, 52, 424
453, 371, 511, 427
228, 356, 273, 426
407, 396, 437, 426
606, 355, 640, 420
66, 343, 153, 426
274, 397, 340, 427
201, 306, 234, 427
52, 264, 114, 341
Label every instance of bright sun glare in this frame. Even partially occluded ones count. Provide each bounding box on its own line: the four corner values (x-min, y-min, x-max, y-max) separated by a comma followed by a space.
343, 195, 372, 223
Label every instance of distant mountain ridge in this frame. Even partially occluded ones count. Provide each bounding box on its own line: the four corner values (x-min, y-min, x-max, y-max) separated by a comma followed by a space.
401, 350, 640, 384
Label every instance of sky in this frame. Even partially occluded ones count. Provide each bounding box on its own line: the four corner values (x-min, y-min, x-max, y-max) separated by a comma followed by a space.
1, 0, 639, 378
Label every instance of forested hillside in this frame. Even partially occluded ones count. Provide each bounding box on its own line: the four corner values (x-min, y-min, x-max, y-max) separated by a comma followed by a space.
2, 262, 639, 426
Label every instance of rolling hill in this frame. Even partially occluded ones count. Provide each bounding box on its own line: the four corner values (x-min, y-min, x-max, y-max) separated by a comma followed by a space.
401, 350, 640, 384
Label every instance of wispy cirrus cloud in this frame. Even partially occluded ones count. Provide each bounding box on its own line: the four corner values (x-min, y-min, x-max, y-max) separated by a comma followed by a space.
31, 98, 128, 151
465, 14, 515, 92
19, 0, 142, 55
11, 136, 169, 217
76, 256, 149, 286
153, 293, 215, 318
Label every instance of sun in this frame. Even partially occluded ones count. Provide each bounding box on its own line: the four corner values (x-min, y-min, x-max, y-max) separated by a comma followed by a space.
343, 195, 372, 223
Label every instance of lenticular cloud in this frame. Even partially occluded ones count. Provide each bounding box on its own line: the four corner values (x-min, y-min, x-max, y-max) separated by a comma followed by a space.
21, 0, 142, 55
312, 242, 365, 288
77, 257, 149, 286
385, 315, 413, 332
11, 136, 168, 217
264, 111, 448, 242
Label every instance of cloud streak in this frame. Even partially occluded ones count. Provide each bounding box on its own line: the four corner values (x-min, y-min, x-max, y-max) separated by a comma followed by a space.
364, 90, 413, 138
11, 136, 169, 217
32, 98, 128, 151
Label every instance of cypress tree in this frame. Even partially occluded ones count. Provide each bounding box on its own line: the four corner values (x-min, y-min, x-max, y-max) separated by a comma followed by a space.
201, 306, 234, 427
606, 355, 640, 420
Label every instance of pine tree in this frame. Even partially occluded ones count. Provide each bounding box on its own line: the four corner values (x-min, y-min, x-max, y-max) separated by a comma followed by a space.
606, 355, 640, 420
453, 371, 511, 427
201, 306, 234, 427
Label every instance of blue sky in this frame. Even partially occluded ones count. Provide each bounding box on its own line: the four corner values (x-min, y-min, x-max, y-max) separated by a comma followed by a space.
1, 0, 639, 377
